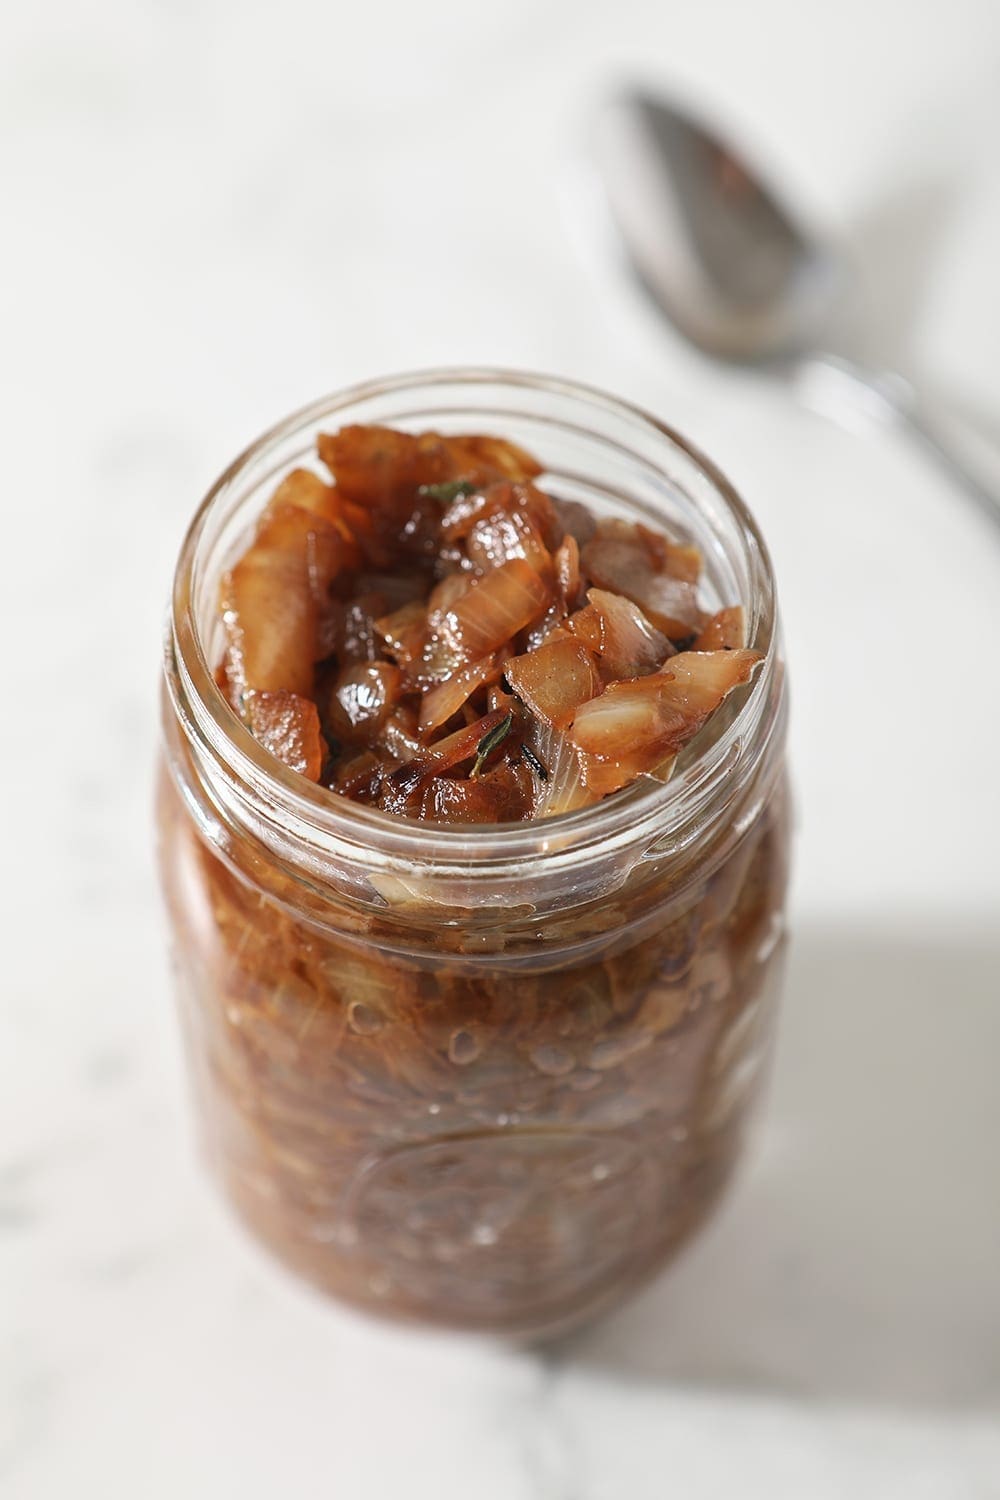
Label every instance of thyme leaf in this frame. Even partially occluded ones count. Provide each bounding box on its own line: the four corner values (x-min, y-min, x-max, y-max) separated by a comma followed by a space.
470, 711, 513, 778
417, 478, 477, 505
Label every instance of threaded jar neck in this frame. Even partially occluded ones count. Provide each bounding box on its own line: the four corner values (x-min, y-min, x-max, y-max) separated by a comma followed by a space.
163, 368, 784, 926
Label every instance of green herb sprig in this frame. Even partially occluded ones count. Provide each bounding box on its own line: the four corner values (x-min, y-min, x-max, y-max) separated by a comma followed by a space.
470, 712, 513, 778
417, 479, 478, 505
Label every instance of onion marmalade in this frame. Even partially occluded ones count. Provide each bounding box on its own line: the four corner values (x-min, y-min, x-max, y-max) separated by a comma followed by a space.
158, 371, 790, 1336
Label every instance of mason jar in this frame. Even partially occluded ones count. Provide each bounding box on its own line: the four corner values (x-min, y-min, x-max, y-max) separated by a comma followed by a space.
157, 369, 790, 1337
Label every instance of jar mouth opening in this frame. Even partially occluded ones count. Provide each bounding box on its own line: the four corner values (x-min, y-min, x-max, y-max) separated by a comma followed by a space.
167, 366, 779, 869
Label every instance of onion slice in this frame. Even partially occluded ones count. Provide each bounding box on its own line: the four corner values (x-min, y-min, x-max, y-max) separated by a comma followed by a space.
570, 649, 762, 792
504, 636, 601, 729
582, 526, 704, 639
693, 606, 746, 651
326, 662, 402, 745
381, 707, 512, 809
245, 690, 326, 780
568, 588, 673, 679
418, 653, 500, 734
523, 720, 599, 817
442, 558, 551, 662
222, 502, 343, 698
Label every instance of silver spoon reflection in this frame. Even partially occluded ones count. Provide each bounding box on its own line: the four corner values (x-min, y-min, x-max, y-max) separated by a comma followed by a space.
592, 90, 1000, 530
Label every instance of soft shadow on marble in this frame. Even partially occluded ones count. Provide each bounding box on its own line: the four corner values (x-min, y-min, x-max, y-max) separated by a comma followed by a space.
560, 923, 1000, 1411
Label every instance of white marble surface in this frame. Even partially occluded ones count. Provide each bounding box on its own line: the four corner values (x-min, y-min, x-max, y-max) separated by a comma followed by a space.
3, 0, 1000, 1494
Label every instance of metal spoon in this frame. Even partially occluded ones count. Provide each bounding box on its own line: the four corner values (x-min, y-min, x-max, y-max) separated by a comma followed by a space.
592, 89, 1000, 529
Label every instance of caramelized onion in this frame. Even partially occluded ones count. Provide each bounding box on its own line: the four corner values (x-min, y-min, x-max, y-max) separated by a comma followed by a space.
554, 534, 581, 608
326, 662, 401, 745
418, 759, 533, 824
375, 600, 426, 666
569, 588, 672, 679
221, 424, 758, 822
465, 508, 552, 579
222, 502, 343, 698
245, 690, 326, 780
693, 606, 746, 651
382, 708, 511, 807
418, 654, 501, 734
504, 636, 601, 728
570, 649, 761, 791
524, 721, 599, 817
582, 525, 704, 639
443, 558, 551, 662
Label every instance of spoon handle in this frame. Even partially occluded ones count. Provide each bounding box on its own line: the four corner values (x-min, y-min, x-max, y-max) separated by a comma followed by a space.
797, 355, 1000, 533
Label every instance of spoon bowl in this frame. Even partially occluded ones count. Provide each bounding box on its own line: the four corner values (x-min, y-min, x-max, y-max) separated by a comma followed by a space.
593, 91, 846, 362
591, 87, 1000, 525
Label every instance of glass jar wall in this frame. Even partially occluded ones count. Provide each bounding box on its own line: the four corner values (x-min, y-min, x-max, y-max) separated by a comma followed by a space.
157, 370, 790, 1337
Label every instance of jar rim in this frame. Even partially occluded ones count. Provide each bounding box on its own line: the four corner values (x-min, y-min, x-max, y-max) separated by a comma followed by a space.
166, 366, 781, 880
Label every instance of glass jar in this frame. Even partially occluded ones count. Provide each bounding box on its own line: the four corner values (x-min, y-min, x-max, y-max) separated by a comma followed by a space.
157, 369, 790, 1338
